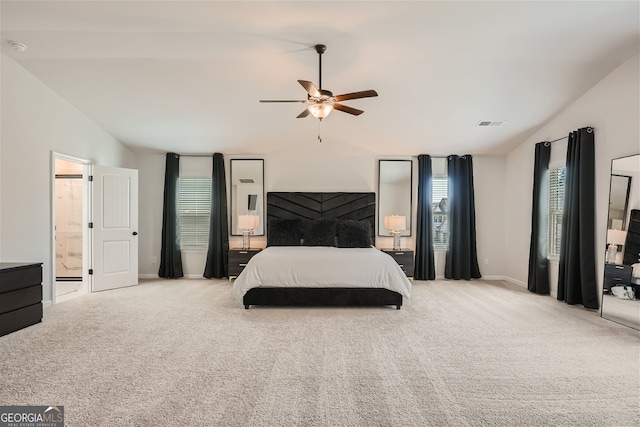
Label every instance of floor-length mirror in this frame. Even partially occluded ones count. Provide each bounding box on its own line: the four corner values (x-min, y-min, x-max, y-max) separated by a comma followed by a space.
601, 154, 640, 329
378, 160, 412, 237
230, 159, 264, 235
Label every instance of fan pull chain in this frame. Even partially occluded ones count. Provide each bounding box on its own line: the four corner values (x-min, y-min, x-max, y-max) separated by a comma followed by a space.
317, 120, 322, 142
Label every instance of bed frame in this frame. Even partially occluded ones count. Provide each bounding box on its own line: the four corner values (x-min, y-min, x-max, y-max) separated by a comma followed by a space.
244, 287, 402, 309
242, 192, 403, 310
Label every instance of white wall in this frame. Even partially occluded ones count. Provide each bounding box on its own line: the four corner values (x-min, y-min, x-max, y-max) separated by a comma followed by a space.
504, 55, 640, 297
137, 145, 506, 279
137, 153, 166, 277
473, 156, 506, 278
0, 55, 136, 305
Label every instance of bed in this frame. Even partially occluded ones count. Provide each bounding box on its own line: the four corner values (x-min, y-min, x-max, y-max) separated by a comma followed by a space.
232, 192, 411, 309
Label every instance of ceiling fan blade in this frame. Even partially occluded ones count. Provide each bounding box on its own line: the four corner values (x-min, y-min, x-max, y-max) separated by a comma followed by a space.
333, 103, 364, 116
298, 80, 321, 98
334, 90, 378, 102
296, 108, 311, 118
259, 100, 307, 103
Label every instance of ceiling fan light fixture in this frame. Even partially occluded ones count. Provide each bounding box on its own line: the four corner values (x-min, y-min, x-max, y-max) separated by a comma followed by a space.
259, 43, 378, 127
308, 103, 333, 120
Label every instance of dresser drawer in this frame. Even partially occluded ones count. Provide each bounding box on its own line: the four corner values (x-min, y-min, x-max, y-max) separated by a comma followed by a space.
0, 285, 42, 315
229, 249, 261, 278
0, 303, 43, 336
0, 265, 42, 293
604, 264, 632, 289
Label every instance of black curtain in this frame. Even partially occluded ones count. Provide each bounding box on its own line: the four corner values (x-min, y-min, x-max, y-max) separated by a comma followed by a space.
158, 153, 183, 278
527, 142, 551, 294
414, 155, 436, 280
557, 127, 598, 309
445, 155, 481, 280
204, 153, 229, 278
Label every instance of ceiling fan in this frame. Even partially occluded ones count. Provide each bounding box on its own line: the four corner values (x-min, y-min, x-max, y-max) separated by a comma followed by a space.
259, 44, 378, 121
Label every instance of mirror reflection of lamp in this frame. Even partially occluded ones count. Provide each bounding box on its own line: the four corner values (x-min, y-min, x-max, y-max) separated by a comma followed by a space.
384, 215, 407, 250
606, 229, 627, 264
238, 214, 259, 249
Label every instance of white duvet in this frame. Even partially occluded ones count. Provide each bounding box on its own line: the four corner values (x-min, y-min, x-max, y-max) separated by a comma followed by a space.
232, 246, 412, 299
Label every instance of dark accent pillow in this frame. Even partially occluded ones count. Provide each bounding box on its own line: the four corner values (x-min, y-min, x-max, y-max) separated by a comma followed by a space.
267, 218, 305, 246
302, 219, 337, 246
336, 220, 372, 248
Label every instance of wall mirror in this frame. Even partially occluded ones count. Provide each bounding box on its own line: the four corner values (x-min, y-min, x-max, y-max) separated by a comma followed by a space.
378, 159, 412, 237
601, 154, 640, 330
230, 159, 264, 236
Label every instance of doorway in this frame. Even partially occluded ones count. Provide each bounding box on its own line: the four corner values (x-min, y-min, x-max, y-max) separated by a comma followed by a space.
52, 154, 90, 303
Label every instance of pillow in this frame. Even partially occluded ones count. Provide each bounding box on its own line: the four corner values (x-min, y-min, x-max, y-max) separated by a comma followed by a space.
267, 218, 305, 246
336, 220, 372, 248
302, 219, 337, 246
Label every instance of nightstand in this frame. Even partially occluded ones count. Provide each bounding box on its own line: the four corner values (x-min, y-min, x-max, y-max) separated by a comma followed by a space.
604, 263, 633, 293
228, 248, 262, 279
381, 248, 414, 278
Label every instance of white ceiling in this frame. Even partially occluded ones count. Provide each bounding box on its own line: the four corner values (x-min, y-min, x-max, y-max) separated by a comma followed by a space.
1, 1, 638, 156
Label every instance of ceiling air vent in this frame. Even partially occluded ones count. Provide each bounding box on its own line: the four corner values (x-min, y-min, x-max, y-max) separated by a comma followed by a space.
239, 178, 254, 184
477, 121, 505, 127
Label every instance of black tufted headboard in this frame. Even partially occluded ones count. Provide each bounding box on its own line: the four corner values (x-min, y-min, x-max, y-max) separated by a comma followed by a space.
266, 192, 376, 242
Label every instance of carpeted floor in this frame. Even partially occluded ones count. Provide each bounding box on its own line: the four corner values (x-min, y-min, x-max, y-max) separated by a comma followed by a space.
0, 279, 638, 427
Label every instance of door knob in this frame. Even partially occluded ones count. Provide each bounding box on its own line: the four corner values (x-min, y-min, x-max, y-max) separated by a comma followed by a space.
132, 231, 138, 236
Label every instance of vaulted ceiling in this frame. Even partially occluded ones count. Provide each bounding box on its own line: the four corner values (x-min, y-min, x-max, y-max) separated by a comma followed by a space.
1, 1, 638, 156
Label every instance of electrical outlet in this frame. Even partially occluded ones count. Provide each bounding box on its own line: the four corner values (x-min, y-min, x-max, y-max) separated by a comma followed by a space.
152, 256, 157, 264
484, 258, 489, 265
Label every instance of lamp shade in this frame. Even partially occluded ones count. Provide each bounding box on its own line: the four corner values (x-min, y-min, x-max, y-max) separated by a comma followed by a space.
384, 215, 407, 231
607, 229, 627, 246
238, 214, 259, 230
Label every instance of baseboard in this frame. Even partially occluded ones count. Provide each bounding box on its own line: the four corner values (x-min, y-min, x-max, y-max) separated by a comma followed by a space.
433, 275, 517, 283
483, 275, 507, 281
43, 300, 52, 308
502, 276, 527, 288
139, 274, 207, 279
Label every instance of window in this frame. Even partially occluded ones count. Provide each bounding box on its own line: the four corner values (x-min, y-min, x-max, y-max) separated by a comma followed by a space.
548, 167, 566, 258
178, 177, 212, 250
432, 176, 448, 248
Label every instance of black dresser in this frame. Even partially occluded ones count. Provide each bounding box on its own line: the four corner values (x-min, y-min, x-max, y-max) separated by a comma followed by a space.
0, 263, 43, 337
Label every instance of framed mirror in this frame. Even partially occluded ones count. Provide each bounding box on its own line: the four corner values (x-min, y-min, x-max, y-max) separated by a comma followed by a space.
230, 159, 264, 236
378, 159, 412, 237
601, 154, 640, 330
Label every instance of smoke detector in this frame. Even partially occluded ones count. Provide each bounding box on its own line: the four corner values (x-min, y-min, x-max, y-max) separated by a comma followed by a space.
7, 40, 27, 52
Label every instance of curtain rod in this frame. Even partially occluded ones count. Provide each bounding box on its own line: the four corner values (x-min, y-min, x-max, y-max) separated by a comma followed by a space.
545, 126, 593, 146
178, 154, 213, 158
546, 136, 568, 145
410, 155, 472, 159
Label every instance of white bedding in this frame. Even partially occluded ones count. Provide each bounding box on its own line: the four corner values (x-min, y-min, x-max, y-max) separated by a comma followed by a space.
232, 246, 412, 299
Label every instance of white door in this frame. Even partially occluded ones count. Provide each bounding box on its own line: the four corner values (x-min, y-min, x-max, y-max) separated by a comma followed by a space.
91, 165, 138, 292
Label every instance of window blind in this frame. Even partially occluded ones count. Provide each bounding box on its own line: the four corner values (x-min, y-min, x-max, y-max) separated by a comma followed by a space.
432, 177, 449, 248
548, 167, 566, 258
178, 177, 212, 250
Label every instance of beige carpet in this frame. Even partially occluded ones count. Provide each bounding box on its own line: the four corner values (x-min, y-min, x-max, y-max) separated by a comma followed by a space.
0, 279, 638, 427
